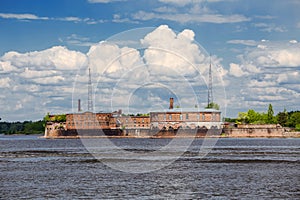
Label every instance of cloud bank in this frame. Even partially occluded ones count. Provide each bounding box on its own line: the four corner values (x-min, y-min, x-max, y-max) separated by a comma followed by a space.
1, 25, 299, 121
1, 25, 226, 121
227, 40, 300, 113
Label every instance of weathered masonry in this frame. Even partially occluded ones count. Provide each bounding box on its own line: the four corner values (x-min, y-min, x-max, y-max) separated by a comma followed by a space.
150, 98, 222, 130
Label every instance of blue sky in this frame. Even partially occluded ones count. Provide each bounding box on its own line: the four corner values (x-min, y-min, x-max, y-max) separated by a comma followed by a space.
0, 0, 299, 121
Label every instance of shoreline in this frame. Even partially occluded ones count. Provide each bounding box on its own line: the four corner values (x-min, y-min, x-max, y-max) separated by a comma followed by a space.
2, 133, 299, 139
41, 134, 300, 139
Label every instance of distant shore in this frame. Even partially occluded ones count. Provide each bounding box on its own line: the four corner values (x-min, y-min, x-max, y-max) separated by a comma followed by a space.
0, 133, 43, 137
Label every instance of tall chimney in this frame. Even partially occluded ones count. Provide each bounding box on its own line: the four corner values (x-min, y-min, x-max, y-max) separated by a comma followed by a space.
78, 99, 81, 112
169, 97, 174, 109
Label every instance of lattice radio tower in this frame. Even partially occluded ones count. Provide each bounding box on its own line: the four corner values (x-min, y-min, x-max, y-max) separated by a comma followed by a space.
87, 67, 93, 112
207, 55, 213, 106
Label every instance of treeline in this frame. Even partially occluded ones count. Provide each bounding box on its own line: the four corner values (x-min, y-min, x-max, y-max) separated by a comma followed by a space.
0, 113, 66, 135
0, 120, 45, 135
225, 104, 300, 131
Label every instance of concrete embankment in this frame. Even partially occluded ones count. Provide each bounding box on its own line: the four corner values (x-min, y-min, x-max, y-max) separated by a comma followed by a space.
44, 125, 300, 139
222, 124, 300, 138
44, 128, 222, 139
282, 131, 300, 138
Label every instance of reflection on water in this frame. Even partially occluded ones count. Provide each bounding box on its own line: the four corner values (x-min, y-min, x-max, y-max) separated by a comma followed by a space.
0, 135, 299, 199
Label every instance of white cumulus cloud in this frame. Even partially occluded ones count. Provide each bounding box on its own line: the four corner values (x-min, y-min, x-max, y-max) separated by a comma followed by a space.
0, 25, 227, 120
87, 41, 144, 78
229, 63, 247, 77
1, 46, 87, 70
0, 61, 18, 73
141, 25, 206, 77
0, 77, 12, 88
226, 40, 300, 113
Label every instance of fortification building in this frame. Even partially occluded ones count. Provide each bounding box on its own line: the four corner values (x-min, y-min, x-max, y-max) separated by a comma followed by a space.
150, 98, 221, 130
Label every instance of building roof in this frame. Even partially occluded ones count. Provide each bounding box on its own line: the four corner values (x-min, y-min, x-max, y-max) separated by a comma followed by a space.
66, 111, 112, 115
150, 108, 221, 113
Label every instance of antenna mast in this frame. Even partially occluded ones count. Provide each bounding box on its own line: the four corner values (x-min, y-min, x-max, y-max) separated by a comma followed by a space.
87, 67, 93, 112
208, 55, 213, 106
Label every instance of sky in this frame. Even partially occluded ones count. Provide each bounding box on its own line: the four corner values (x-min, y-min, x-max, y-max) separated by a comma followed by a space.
0, 0, 300, 121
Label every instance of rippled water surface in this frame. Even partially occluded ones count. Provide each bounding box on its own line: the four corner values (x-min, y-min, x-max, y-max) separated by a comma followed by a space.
1, 134, 299, 199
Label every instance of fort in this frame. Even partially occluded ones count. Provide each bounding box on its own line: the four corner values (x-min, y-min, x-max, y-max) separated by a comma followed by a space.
44, 99, 300, 138
45, 98, 223, 138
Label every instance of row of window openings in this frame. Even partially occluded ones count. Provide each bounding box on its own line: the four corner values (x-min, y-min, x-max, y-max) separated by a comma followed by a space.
74, 116, 148, 122
126, 119, 146, 123
70, 120, 148, 125
72, 115, 110, 120
68, 122, 110, 126
163, 114, 217, 121
68, 121, 148, 126
71, 115, 217, 123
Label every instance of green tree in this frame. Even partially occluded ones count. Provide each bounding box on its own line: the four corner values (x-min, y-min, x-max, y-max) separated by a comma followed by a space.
236, 112, 249, 124
224, 117, 237, 123
276, 109, 288, 127
0, 122, 9, 133
206, 102, 220, 110
247, 109, 261, 123
287, 111, 300, 128
295, 124, 300, 131
267, 104, 275, 124
24, 120, 44, 134
54, 114, 66, 122
237, 109, 272, 125
44, 112, 51, 122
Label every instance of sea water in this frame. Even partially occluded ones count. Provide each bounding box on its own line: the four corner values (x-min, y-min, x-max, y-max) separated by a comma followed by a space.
0, 134, 299, 199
